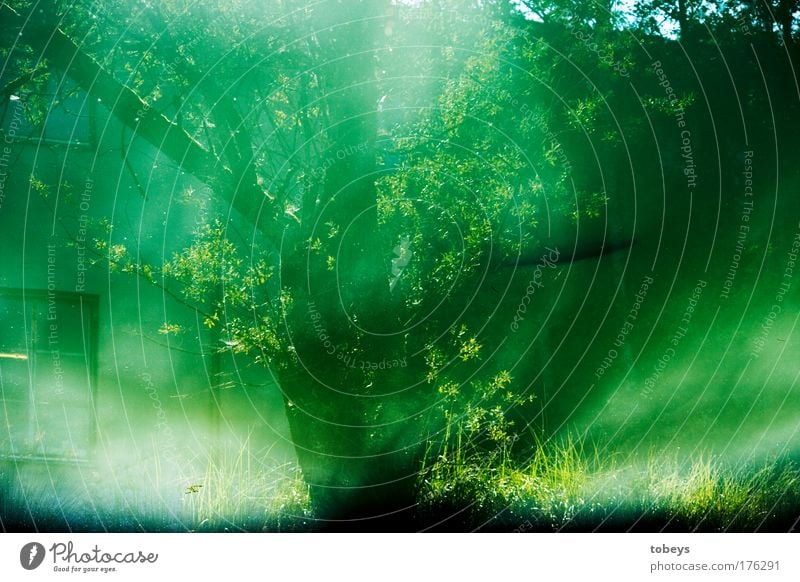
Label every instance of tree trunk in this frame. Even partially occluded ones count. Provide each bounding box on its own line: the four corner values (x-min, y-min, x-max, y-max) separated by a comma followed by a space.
777, 0, 797, 46
676, 0, 691, 40
276, 0, 426, 525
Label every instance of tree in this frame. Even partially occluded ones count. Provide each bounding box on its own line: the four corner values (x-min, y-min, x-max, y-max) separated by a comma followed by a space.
632, 0, 715, 39
2, 0, 654, 524
739, 0, 800, 44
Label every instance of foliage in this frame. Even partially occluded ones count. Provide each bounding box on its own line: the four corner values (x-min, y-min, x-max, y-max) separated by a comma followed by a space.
161, 219, 281, 363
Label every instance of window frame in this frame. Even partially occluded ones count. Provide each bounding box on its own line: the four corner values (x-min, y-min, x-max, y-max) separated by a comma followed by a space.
0, 287, 100, 464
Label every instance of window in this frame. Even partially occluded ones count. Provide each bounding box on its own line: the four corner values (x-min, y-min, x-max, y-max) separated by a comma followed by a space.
0, 289, 98, 462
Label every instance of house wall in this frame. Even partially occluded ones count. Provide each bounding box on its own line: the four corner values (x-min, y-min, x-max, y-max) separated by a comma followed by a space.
0, 86, 295, 528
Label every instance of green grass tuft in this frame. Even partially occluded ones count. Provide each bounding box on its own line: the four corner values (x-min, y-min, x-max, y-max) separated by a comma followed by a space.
418, 434, 800, 531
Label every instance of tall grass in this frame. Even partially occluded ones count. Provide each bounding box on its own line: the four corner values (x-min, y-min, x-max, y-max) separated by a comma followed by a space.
3, 429, 797, 531
183, 440, 311, 531
1, 439, 312, 532
418, 435, 800, 531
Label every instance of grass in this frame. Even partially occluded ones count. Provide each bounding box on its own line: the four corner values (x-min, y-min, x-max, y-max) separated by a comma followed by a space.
183, 441, 312, 531
2, 435, 798, 531
417, 435, 800, 531
0, 440, 313, 532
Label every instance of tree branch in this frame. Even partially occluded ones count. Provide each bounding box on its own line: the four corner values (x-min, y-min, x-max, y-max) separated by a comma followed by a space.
2, 4, 281, 242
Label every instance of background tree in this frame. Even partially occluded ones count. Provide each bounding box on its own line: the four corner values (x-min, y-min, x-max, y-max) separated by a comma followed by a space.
737, 0, 800, 44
